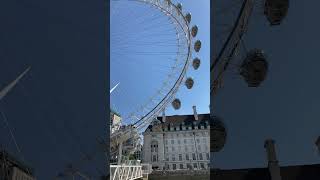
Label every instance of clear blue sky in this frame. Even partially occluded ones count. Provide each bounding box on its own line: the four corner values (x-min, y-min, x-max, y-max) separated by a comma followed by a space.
110, 0, 210, 126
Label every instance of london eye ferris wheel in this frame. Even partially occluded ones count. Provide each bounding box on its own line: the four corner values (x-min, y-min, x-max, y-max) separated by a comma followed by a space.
110, 0, 203, 133
210, 0, 289, 153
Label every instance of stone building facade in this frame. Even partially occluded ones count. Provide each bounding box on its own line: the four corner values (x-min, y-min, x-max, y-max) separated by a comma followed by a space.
110, 108, 121, 134
142, 114, 210, 170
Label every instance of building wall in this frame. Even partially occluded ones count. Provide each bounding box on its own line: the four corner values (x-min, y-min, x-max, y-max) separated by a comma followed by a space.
110, 110, 121, 134
143, 118, 210, 171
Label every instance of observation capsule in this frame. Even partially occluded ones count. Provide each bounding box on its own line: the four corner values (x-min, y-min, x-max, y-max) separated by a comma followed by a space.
191, 25, 198, 37
172, 98, 181, 110
185, 77, 194, 89
210, 116, 227, 152
176, 3, 182, 12
239, 49, 268, 87
192, 57, 201, 70
194, 40, 201, 52
185, 13, 191, 24
264, 0, 289, 26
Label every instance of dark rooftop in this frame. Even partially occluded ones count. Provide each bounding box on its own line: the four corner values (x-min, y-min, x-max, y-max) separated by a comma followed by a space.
0, 149, 35, 176
211, 164, 320, 180
145, 113, 210, 132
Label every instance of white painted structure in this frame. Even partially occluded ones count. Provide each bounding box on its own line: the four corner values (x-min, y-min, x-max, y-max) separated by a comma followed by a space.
142, 114, 210, 170
110, 109, 121, 134
110, 161, 151, 180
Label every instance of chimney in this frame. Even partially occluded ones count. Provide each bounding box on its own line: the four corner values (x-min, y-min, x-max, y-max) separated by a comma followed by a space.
162, 110, 166, 122
193, 106, 198, 120
182, 122, 186, 130
315, 136, 320, 155
264, 139, 282, 180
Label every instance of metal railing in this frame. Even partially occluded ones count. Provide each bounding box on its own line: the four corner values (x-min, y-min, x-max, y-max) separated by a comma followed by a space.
110, 165, 143, 180
110, 163, 151, 180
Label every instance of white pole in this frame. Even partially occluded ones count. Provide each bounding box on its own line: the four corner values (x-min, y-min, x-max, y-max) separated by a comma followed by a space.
0, 67, 31, 101
110, 82, 120, 94
118, 142, 123, 165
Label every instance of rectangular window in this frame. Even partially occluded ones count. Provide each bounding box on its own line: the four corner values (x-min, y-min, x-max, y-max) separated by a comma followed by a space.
193, 163, 197, 169
187, 163, 192, 169
206, 153, 209, 160
199, 153, 203, 160
172, 147, 175, 152
200, 163, 205, 169
166, 155, 169, 161
171, 139, 174, 144
153, 155, 157, 162
180, 164, 183, 169
178, 139, 181, 144
172, 154, 175, 161
173, 164, 176, 170
198, 145, 201, 151
179, 154, 182, 161
192, 153, 196, 160
186, 154, 189, 160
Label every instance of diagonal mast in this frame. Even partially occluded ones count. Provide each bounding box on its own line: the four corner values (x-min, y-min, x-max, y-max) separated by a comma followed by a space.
109, 82, 120, 94
0, 66, 31, 101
